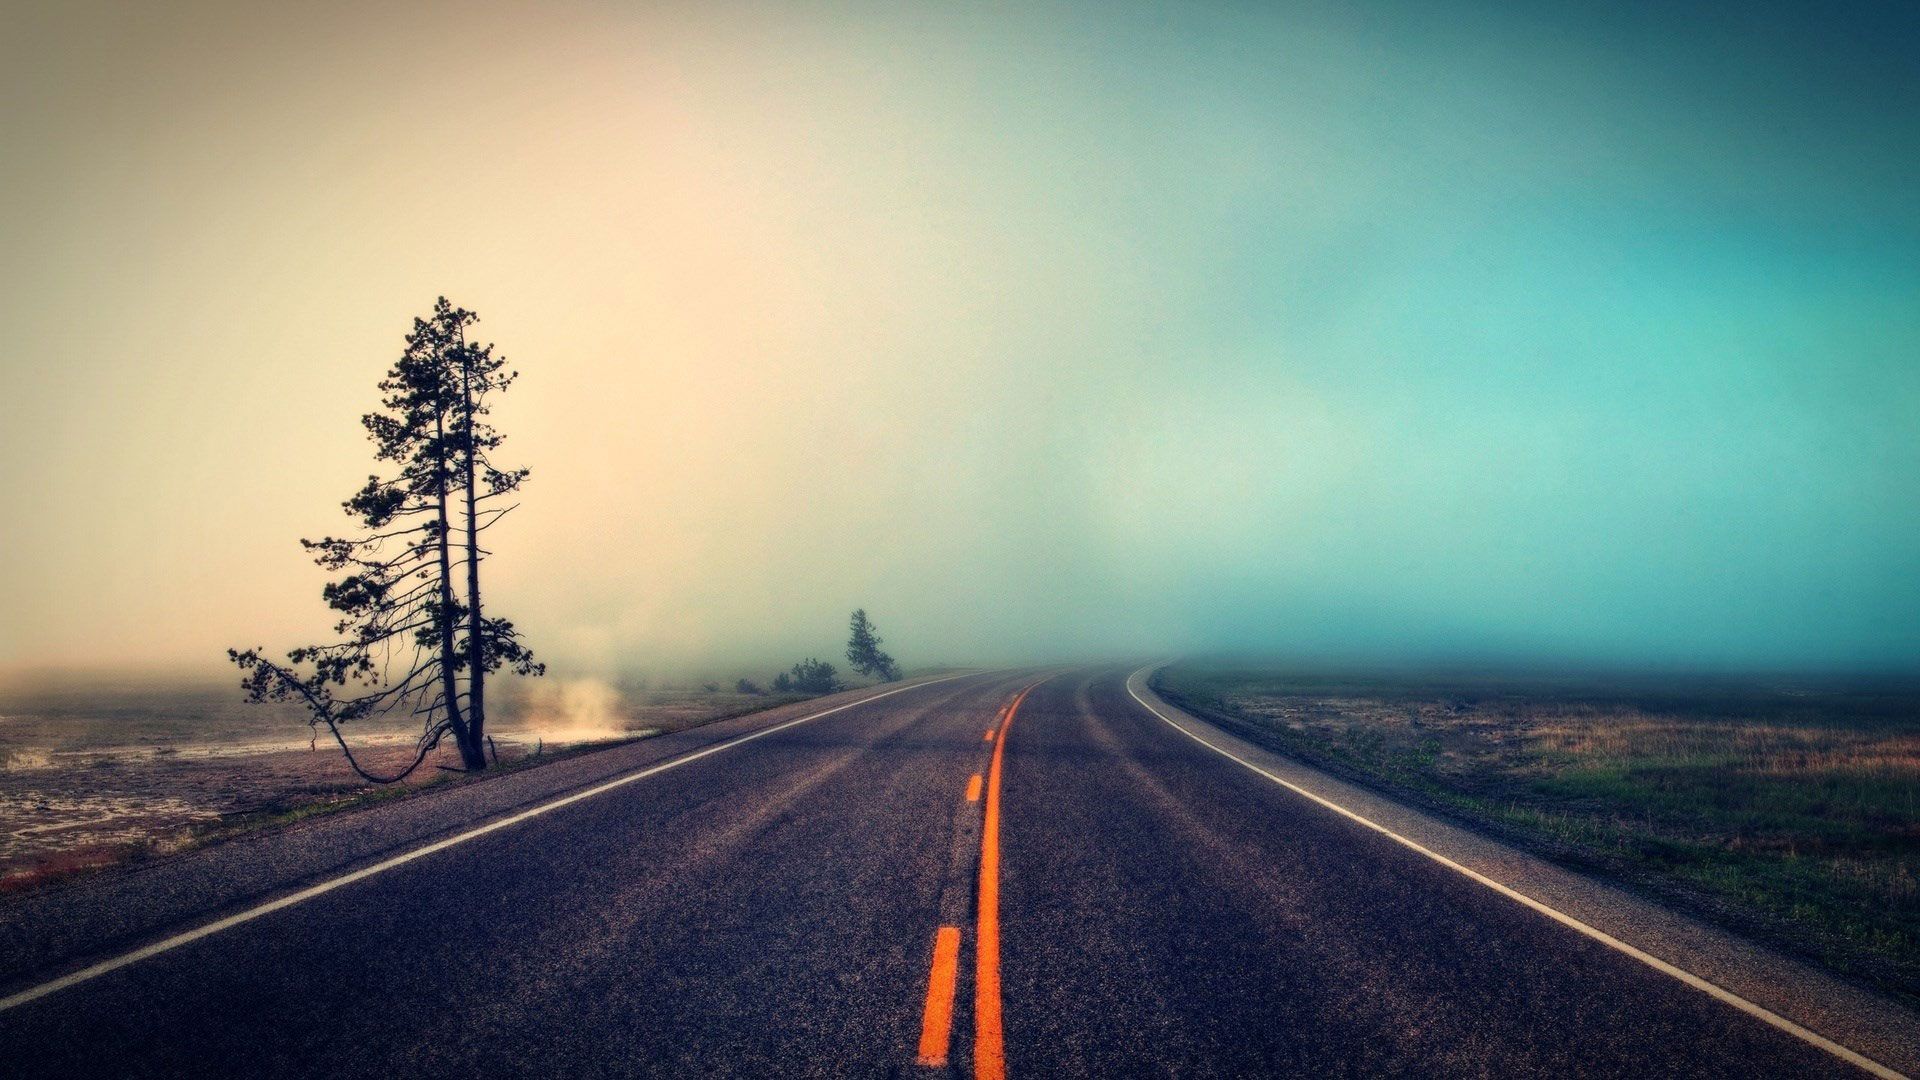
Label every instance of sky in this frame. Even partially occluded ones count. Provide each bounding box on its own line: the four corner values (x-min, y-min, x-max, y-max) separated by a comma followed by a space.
2, 0, 1917, 680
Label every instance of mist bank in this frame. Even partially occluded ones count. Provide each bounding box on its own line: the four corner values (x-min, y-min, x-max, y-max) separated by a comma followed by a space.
8, 631, 1918, 708
4, 2, 1917, 678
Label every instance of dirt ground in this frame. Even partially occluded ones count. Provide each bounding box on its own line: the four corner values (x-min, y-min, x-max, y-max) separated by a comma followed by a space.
0, 674, 800, 892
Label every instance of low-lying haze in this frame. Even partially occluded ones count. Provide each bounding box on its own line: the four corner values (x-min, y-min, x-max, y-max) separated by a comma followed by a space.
3, 1, 1917, 680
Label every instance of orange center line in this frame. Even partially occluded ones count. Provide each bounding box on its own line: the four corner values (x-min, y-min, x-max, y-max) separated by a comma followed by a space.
965, 773, 984, 802
917, 926, 963, 1066
976, 683, 1037, 1080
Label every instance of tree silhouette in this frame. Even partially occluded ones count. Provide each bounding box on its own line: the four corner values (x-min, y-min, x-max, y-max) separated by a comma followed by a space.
845, 609, 900, 682
229, 298, 543, 781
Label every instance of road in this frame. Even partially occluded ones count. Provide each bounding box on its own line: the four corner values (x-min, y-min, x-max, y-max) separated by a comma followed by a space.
0, 667, 1904, 1077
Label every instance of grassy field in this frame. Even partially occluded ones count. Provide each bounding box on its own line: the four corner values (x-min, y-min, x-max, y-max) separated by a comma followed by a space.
1153, 661, 1920, 1005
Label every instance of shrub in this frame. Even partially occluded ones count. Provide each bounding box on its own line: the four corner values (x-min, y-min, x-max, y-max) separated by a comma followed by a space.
788, 659, 839, 695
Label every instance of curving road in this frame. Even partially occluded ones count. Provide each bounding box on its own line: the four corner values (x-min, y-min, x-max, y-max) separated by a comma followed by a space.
0, 667, 1904, 1077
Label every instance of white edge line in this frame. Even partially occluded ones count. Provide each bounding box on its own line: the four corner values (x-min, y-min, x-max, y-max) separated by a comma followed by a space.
1125, 665, 1906, 1080
0, 671, 985, 1013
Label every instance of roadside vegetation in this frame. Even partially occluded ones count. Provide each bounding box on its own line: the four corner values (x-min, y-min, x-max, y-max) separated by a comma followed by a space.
775, 659, 841, 694
1154, 661, 1920, 1005
769, 609, 904, 695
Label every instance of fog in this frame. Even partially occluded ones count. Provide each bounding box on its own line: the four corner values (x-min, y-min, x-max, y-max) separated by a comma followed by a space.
3, 1, 1918, 683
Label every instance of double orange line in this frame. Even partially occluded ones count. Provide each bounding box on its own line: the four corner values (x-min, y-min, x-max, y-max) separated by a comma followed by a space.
916, 683, 1037, 1079
974, 684, 1030, 1080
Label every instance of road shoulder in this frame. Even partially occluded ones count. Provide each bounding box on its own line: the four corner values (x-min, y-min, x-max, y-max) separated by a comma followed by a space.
1130, 665, 1920, 1079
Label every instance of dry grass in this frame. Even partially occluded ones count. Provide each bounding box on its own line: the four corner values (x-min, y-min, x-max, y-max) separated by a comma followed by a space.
1528, 713, 1920, 777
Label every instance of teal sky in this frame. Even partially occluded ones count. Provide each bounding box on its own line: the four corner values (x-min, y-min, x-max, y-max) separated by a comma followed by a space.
1, 1, 1916, 676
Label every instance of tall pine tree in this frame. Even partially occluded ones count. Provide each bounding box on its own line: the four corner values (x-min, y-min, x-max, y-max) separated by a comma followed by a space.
230, 298, 542, 780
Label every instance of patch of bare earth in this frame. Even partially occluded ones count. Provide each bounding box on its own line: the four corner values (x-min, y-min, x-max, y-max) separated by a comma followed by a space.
0, 677, 806, 895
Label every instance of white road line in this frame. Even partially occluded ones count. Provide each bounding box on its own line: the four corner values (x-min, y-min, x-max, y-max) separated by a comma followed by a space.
1124, 666, 1907, 1080
0, 671, 985, 1014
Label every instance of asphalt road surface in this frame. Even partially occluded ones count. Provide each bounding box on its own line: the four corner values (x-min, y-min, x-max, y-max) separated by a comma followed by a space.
0, 667, 1900, 1077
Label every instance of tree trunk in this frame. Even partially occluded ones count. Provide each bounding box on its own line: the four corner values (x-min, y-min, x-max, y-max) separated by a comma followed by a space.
459, 337, 487, 759
434, 409, 483, 771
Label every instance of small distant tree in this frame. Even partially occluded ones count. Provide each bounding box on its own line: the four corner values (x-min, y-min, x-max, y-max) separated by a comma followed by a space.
736, 678, 763, 695
771, 671, 794, 693
845, 609, 900, 682
788, 659, 839, 694
228, 298, 543, 782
